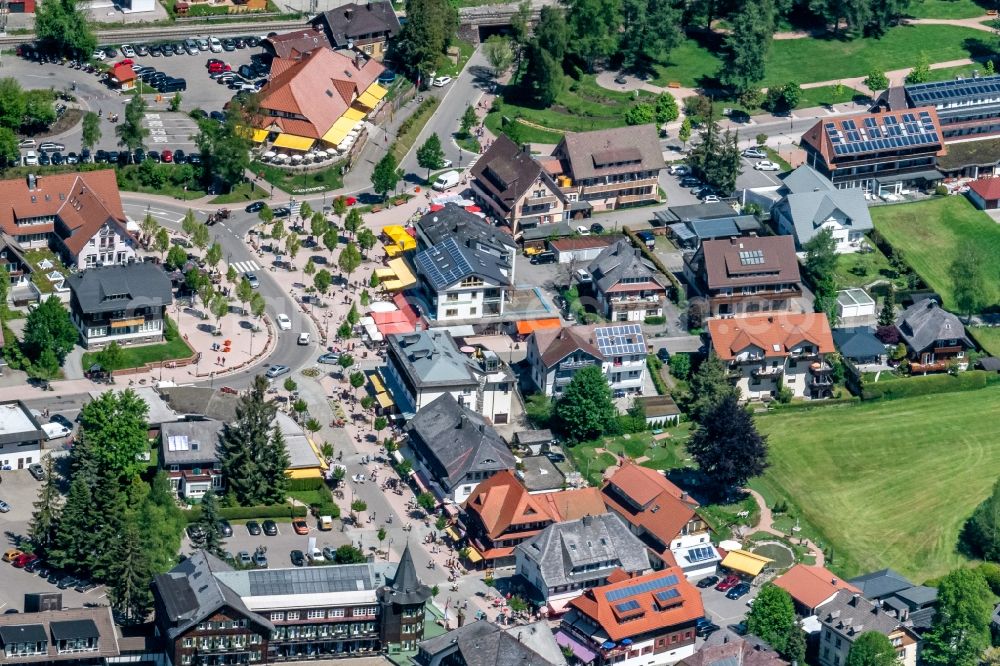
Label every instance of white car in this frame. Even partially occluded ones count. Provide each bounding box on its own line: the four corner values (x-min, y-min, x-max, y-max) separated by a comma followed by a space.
91, 49, 107, 61
209, 37, 223, 53
298, 332, 310, 345
41, 423, 71, 440
120, 44, 136, 58
575, 225, 591, 236
669, 164, 690, 176
702, 194, 721, 204
754, 160, 780, 171
196, 38, 209, 51
276, 313, 291, 330
23, 151, 38, 166
17, 139, 36, 149
432, 76, 452, 87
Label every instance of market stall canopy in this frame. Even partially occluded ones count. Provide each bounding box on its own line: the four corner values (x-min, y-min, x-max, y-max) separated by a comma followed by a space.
721, 549, 773, 577
374, 257, 416, 291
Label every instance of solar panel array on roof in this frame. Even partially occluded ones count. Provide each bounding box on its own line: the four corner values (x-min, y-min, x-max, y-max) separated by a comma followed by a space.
414, 236, 474, 289
605, 574, 680, 602
594, 324, 645, 356
827, 111, 940, 158
167, 435, 189, 452
907, 74, 1000, 107
654, 588, 681, 603
685, 546, 717, 563
246, 564, 373, 597
615, 600, 641, 613
738, 249, 765, 266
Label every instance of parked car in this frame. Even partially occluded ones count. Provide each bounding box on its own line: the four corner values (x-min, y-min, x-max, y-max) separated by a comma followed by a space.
120, 44, 136, 58
218, 520, 233, 537
742, 147, 766, 159
12, 553, 38, 568
245, 272, 259, 288
246, 520, 262, 535
530, 251, 556, 265
161, 149, 173, 163
754, 160, 780, 171
91, 49, 107, 61
714, 575, 740, 592
24, 558, 43, 573
3, 549, 23, 562
318, 352, 339, 364
209, 37, 222, 52
702, 194, 721, 204
276, 314, 291, 330
726, 582, 752, 600
696, 618, 720, 638
265, 364, 290, 379
17, 139, 36, 149
290, 550, 305, 566
656, 347, 671, 363
679, 176, 701, 188
222, 38, 237, 51
669, 164, 691, 176
237, 551, 253, 567
292, 519, 309, 535
253, 550, 268, 568
432, 76, 452, 87
186, 524, 205, 542
28, 463, 45, 481
39, 142, 65, 152
589, 222, 605, 234
262, 520, 278, 536
696, 575, 719, 589
135, 44, 149, 56
197, 38, 209, 51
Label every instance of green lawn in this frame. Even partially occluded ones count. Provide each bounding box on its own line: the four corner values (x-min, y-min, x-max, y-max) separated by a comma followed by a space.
81, 317, 193, 370
831, 244, 909, 291
753, 385, 1000, 581
250, 160, 346, 195
495, 75, 657, 135
648, 25, 990, 89
970, 326, 1000, 357
436, 38, 475, 78
871, 196, 1000, 311
209, 182, 269, 205
567, 427, 692, 487
23, 249, 69, 295
924, 62, 986, 82
484, 112, 564, 144
905, 0, 988, 18
796, 85, 867, 109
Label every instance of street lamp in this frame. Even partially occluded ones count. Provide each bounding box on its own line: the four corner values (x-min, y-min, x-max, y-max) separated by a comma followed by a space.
387, 538, 393, 560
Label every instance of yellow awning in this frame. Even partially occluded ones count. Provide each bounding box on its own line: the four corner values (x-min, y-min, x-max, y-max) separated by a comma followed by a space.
374, 267, 396, 280
375, 392, 393, 409
465, 548, 483, 563
272, 134, 315, 151
322, 116, 358, 146
444, 527, 461, 541
251, 129, 269, 143
343, 107, 367, 121
356, 91, 380, 109
363, 82, 388, 101
111, 318, 145, 328
385, 245, 403, 258
384, 225, 416, 250
369, 373, 386, 394
721, 549, 772, 577
379, 258, 416, 292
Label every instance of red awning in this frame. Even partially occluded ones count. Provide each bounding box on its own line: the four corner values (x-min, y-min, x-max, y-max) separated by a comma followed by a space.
465, 205, 482, 213
429, 204, 445, 212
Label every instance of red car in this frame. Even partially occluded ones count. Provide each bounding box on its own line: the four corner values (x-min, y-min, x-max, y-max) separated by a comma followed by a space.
714, 575, 740, 592
345, 196, 357, 206
161, 149, 173, 163
208, 61, 230, 74
117, 58, 134, 67
12, 553, 38, 569
292, 519, 309, 536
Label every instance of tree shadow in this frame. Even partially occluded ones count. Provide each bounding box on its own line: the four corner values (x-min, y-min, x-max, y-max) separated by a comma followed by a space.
963, 37, 994, 60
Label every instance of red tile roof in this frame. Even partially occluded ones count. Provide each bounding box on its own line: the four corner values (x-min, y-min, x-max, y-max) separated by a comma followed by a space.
0, 170, 127, 255
257, 47, 383, 140
549, 236, 618, 252
111, 62, 136, 83
707, 313, 835, 361
969, 177, 1000, 202
800, 107, 946, 167
567, 567, 703, 642
601, 463, 700, 552
774, 564, 860, 611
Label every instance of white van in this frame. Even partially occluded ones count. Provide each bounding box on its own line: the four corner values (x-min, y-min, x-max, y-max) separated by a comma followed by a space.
23, 151, 37, 166
432, 170, 460, 191
41, 423, 71, 440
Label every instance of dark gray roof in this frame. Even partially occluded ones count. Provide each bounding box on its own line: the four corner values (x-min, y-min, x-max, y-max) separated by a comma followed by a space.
661, 202, 740, 224
519, 455, 565, 492
471, 135, 560, 215
49, 619, 98, 641
417, 620, 566, 666
774, 166, 872, 246
404, 394, 514, 489
215, 563, 379, 597
415, 233, 513, 290
516, 513, 650, 590
979, 357, 1000, 372
896, 299, 972, 354
514, 429, 554, 445
379, 543, 432, 606
67, 263, 173, 315
848, 569, 913, 600
832, 327, 887, 360
312, 1, 400, 47
669, 216, 761, 242
893, 584, 938, 608
587, 239, 667, 294
160, 419, 223, 465
0, 624, 47, 645
418, 204, 516, 251
387, 330, 480, 390
153, 550, 273, 640
819, 590, 904, 636
521, 221, 573, 242
158, 387, 241, 422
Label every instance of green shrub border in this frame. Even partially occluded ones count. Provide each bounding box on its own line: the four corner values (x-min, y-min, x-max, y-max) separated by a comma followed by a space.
184, 503, 307, 523
861, 370, 998, 401
623, 226, 684, 305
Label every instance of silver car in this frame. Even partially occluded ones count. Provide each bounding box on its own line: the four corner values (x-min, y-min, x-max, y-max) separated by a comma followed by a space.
265, 365, 290, 379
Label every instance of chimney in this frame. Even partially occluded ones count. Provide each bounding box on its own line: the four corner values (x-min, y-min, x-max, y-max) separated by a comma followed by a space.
851, 593, 861, 606
26, 174, 36, 191
831, 579, 837, 585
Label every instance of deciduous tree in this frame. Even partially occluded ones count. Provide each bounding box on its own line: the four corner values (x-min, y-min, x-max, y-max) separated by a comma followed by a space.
371, 152, 400, 199
35, 0, 96, 57
417, 133, 446, 182
863, 69, 889, 93
116, 95, 149, 153
22, 295, 78, 364
81, 111, 101, 151
78, 389, 150, 481
745, 584, 796, 654
922, 568, 992, 666
683, 355, 738, 422
687, 394, 768, 494
483, 35, 515, 79
846, 631, 898, 666
565, 0, 620, 71
552, 365, 618, 442
950, 241, 995, 319
338, 243, 362, 281
391, 0, 457, 79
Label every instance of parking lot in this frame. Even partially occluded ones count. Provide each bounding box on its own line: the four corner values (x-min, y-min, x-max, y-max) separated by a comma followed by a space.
181, 517, 353, 568
694, 573, 758, 647
143, 112, 201, 150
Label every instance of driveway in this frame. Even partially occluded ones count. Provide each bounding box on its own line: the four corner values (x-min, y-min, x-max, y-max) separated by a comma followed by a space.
696, 574, 755, 646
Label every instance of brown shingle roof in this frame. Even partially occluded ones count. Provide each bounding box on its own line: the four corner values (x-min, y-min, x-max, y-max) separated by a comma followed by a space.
775, 564, 861, 612
707, 313, 835, 361
700, 235, 801, 290
556, 124, 665, 181
601, 463, 699, 552
0, 170, 127, 255
264, 27, 331, 59
677, 636, 789, 666
256, 47, 383, 140
0, 606, 119, 663
471, 135, 551, 214
530, 325, 603, 368
549, 236, 618, 252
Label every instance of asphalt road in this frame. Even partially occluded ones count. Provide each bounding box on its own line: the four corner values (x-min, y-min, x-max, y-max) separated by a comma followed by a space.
121, 196, 317, 389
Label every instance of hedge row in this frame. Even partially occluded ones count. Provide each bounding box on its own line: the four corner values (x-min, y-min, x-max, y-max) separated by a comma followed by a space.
184, 504, 308, 523
862, 370, 994, 401
287, 477, 327, 492
622, 226, 684, 305
647, 357, 670, 397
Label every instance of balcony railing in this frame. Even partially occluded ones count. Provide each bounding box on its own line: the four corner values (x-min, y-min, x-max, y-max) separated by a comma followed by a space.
752, 366, 783, 378
560, 359, 596, 370
617, 192, 660, 205
580, 177, 658, 196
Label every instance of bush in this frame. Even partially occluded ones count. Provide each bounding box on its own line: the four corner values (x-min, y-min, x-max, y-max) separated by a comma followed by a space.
184, 503, 307, 523
287, 477, 326, 492
623, 227, 683, 305
644, 316, 666, 325
647, 357, 670, 396
862, 370, 991, 401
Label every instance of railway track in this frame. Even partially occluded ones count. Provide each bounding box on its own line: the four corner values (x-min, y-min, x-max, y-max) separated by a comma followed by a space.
0, 18, 306, 47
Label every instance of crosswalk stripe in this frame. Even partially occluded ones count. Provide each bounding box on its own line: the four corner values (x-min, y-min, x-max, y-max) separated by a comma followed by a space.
228, 260, 260, 274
